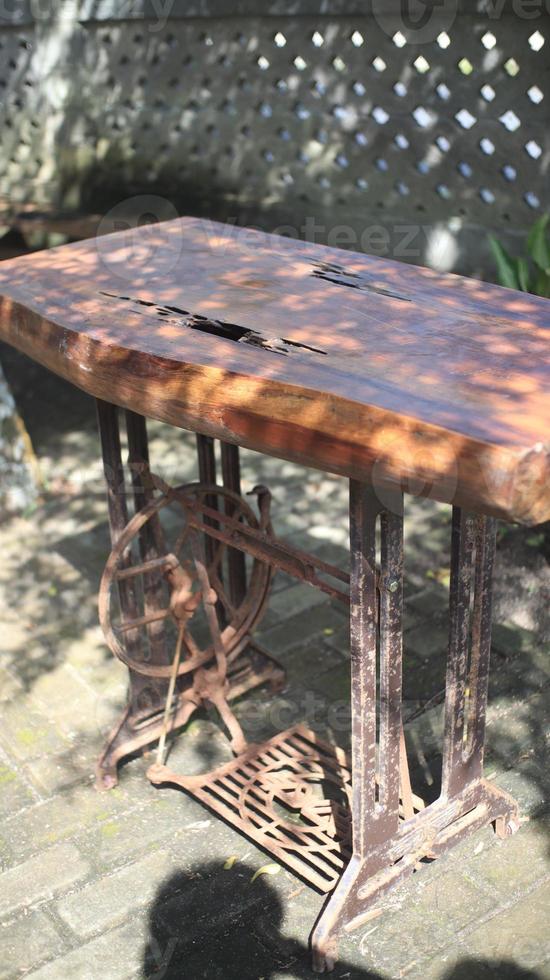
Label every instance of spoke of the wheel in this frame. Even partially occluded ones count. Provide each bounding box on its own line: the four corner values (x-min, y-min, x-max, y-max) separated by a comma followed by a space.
182, 629, 202, 660
117, 609, 170, 632
156, 624, 185, 766
189, 531, 228, 683
210, 572, 236, 619
173, 521, 191, 559
210, 536, 226, 574
114, 555, 173, 581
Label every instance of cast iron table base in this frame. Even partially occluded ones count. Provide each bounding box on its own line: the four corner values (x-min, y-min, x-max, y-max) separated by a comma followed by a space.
96, 401, 519, 972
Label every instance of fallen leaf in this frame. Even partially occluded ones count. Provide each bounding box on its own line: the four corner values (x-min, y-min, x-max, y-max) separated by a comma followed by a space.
426, 568, 450, 587
184, 820, 211, 831
360, 908, 383, 924
251, 863, 281, 883
224, 855, 238, 870
323, 628, 334, 636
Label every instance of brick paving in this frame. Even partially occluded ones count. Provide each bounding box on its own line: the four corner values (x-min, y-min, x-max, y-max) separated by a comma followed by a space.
0, 352, 549, 979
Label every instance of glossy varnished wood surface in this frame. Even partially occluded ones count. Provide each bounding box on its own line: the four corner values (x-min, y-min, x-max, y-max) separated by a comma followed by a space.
0, 218, 548, 524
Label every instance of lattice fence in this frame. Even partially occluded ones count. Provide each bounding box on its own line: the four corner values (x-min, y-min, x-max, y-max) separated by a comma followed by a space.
0, 3, 548, 275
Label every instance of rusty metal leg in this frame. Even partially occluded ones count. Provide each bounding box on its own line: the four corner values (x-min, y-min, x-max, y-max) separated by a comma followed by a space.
378, 503, 405, 824
441, 507, 476, 799
126, 411, 168, 665
96, 420, 284, 788
96, 400, 188, 789
196, 432, 228, 628
95, 401, 139, 649
202, 435, 285, 694
196, 434, 217, 569
441, 509, 520, 836
221, 442, 247, 606
311, 482, 405, 971
310, 497, 520, 972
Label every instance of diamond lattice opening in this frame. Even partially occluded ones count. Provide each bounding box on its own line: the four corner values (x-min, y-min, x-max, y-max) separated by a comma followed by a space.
527, 85, 543, 104
525, 140, 542, 159
481, 32, 497, 50
480, 84, 496, 102
414, 55, 430, 74
504, 57, 520, 76
458, 57, 473, 75
499, 110, 521, 132
528, 30, 545, 52
455, 108, 477, 129
413, 106, 433, 128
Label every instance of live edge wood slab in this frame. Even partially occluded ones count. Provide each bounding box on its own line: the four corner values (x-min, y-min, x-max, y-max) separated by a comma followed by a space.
0, 217, 548, 525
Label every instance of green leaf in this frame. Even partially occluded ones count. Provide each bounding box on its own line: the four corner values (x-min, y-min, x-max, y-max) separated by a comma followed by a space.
526, 214, 550, 273
250, 863, 280, 883
516, 257, 531, 293
526, 533, 545, 547
533, 268, 550, 298
489, 235, 520, 290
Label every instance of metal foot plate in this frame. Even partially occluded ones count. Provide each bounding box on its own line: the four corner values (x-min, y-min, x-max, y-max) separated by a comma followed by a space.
149, 724, 424, 893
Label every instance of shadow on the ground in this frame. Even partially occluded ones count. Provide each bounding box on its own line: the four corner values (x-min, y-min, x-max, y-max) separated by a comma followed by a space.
141, 860, 379, 979
443, 965, 545, 980
141, 860, 546, 980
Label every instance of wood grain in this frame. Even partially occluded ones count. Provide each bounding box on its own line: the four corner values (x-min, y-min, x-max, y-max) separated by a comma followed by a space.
0, 217, 548, 524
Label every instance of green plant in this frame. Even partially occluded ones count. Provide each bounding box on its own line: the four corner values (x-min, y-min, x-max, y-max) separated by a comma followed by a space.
489, 214, 550, 296
489, 214, 550, 561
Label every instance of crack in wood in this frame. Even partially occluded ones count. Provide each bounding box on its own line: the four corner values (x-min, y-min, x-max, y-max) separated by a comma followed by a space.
311, 262, 411, 302
99, 291, 327, 357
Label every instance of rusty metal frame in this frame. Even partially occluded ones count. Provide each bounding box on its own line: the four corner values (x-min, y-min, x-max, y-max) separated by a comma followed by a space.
95, 402, 285, 789
149, 723, 425, 893
308, 492, 519, 972
95, 399, 520, 972
145, 477, 520, 973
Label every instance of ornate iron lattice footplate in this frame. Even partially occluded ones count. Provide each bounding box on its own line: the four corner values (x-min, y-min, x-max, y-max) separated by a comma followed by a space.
149, 724, 424, 893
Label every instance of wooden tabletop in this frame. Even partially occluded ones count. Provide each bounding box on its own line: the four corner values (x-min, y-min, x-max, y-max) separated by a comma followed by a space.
0, 217, 548, 525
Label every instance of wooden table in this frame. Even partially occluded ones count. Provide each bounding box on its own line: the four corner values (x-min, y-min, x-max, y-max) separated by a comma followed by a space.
1, 218, 548, 971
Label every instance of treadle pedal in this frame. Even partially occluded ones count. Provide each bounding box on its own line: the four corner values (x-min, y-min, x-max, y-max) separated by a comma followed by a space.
148, 724, 425, 893
151, 724, 352, 892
